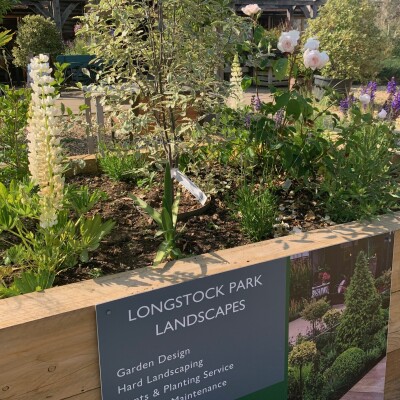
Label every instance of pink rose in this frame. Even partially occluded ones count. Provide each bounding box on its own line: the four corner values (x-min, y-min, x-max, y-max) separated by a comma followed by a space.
241, 4, 261, 16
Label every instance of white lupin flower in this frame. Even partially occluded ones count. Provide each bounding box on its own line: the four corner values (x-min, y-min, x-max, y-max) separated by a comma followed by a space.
227, 53, 244, 110
378, 109, 387, 119
27, 54, 64, 229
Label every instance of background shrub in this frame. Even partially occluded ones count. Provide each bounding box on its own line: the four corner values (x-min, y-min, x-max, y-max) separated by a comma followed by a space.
336, 252, 384, 351
324, 347, 366, 397
305, 0, 383, 80
12, 15, 64, 67
378, 58, 400, 83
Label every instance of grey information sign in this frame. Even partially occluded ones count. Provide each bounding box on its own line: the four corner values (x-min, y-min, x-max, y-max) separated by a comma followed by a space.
96, 259, 287, 400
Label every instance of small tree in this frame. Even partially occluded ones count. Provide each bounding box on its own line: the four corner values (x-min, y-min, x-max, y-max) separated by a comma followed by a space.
301, 297, 330, 336
289, 341, 317, 395
12, 15, 64, 67
336, 251, 384, 351
305, 0, 383, 81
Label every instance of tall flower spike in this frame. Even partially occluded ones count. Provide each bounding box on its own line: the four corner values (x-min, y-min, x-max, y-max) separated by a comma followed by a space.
227, 53, 244, 110
27, 54, 64, 228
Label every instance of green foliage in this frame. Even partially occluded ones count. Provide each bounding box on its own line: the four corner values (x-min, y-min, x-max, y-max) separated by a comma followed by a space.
288, 363, 313, 400
12, 15, 64, 67
0, 85, 30, 182
303, 371, 327, 400
289, 341, 317, 368
322, 110, 399, 223
378, 57, 400, 82
0, 0, 15, 23
231, 182, 276, 242
98, 146, 154, 184
130, 164, 182, 266
0, 29, 13, 47
301, 297, 331, 336
289, 298, 305, 322
336, 252, 384, 351
290, 257, 313, 301
65, 185, 106, 215
80, 0, 245, 167
322, 308, 342, 330
306, 0, 383, 80
324, 347, 366, 397
0, 180, 114, 297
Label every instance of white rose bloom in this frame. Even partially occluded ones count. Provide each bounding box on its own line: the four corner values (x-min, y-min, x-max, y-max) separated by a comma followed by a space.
241, 4, 261, 16
317, 51, 329, 69
303, 49, 322, 70
378, 109, 387, 119
304, 37, 320, 51
359, 93, 371, 105
277, 30, 300, 54
287, 30, 300, 43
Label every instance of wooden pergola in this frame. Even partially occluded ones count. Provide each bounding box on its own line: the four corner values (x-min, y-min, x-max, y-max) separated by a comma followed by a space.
17, 0, 85, 30
234, 0, 326, 27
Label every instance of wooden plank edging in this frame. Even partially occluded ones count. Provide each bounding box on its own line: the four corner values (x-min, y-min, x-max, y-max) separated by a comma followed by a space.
1, 212, 400, 399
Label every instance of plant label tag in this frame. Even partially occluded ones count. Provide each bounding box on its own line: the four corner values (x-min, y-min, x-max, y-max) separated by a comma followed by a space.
171, 168, 207, 205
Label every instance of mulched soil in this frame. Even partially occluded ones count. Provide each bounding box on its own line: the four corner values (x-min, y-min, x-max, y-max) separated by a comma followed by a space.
55, 169, 333, 286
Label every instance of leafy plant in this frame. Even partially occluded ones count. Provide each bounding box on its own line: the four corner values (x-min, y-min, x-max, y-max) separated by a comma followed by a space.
65, 185, 106, 215
231, 182, 277, 242
0, 180, 114, 297
98, 146, 154, 184
336, 252, 384, 351
322, 109, 399, 223
130, 164, 182, 266
305, 0, 384, 80
12, 15, 64, 67
0, 85, 31, 182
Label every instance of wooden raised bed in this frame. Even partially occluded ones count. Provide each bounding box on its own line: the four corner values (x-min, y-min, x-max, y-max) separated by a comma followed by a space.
1, 213, 400, 399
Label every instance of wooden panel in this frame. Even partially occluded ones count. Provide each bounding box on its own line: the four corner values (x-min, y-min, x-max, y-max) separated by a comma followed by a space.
385, 229, 400, 398
390, 230, 400, 293
384, 348, 400, 400
0, 212, 400, 399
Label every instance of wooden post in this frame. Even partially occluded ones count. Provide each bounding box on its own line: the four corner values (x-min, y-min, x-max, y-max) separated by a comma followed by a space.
84, 96, 96, 154
385, 230, 400, 399
95, 96, 105, 153
51, 0, 62, 32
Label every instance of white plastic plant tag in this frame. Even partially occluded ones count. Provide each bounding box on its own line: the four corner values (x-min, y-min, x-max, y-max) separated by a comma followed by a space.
171, 168, 207, 206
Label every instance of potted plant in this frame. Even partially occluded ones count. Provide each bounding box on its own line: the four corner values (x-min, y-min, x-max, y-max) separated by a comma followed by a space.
305, 0, 384, 97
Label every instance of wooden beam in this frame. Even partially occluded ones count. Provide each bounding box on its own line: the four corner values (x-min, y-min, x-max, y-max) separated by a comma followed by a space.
1, 213, 400, 399
301, 5, 311, 18
61, 3, 79, 27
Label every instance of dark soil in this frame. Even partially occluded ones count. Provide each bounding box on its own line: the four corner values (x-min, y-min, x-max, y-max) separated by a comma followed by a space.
55, 169, 333, 286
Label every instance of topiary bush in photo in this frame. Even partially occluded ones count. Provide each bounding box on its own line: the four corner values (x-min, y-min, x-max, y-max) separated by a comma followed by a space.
335, 251, 384, 351
301, 297, 330, 336
324, 347, 366, 398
